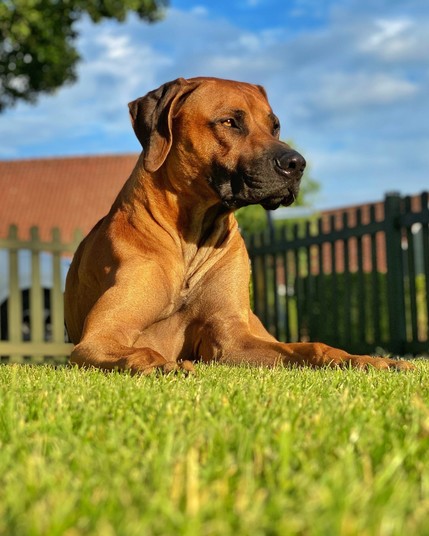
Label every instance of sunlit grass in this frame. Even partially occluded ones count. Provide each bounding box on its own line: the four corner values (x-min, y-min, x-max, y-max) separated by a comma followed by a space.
1, 361, 429, 535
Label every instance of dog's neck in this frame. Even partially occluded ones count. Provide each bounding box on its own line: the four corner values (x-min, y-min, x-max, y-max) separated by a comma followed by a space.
115, 157, 237, 252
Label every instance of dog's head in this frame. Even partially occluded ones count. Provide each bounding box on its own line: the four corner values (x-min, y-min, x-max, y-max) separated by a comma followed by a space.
129, 77, 306, 210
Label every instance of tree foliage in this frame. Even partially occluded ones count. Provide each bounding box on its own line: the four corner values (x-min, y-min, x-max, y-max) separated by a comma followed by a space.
0, 0, 167, 111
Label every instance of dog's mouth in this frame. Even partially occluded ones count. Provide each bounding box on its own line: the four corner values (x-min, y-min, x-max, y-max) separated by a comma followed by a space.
212, 181, 299, 210
260, 191, 297, 211
219, 190, 296, 211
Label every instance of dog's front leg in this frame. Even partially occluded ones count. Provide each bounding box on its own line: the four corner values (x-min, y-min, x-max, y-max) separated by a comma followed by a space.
68, 262, 194, 374
197, 315, 414, 371
70, 339, 193, 374
214, 337, 413, 371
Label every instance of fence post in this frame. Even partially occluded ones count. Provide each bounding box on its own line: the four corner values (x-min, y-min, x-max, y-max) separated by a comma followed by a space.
384, 193, 406, 355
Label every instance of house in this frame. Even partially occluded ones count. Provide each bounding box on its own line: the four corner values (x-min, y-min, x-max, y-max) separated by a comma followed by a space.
0, 154, 139, 241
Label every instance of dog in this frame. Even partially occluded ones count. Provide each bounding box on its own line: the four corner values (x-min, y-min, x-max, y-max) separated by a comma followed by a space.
64, 77, 413, 373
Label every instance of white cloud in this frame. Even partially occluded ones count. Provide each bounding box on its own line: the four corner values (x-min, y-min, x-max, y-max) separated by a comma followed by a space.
359, 18, 417, 60
309, 72, 419, 111
189, 6, 208, 16
95, 33, 134, 61
237, 33, 262, 52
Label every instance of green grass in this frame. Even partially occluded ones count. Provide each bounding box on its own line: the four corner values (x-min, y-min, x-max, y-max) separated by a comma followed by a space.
1, 362, 429, 536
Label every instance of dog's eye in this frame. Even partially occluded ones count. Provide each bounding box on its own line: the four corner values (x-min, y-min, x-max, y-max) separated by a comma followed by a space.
273, 122, 280, 137
221, 118, 238, 128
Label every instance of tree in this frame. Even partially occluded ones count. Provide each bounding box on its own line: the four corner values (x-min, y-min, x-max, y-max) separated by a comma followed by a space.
236, 154, 320, 235
0, 0, 168, 111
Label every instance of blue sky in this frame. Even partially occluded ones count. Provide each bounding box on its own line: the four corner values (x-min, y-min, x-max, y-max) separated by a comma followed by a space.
1, 0, 428, 209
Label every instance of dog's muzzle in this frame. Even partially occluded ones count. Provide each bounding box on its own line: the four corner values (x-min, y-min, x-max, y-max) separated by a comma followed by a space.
208, 146, 306, 211
254, 147, 306, 210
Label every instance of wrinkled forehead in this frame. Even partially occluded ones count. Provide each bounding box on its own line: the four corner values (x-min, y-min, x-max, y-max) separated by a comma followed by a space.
181, 79, 273, 118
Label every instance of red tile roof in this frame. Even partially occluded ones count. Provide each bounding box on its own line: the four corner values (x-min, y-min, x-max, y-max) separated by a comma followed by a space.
0, 154, 139, 242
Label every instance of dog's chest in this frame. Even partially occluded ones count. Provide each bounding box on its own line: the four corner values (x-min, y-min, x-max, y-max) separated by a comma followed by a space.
175, 244, 224, 310
173, 219, 232, 312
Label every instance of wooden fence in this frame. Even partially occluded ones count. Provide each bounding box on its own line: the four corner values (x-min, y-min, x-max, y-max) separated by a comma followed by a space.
246, 192, 429, 356
0, 225, 82, 363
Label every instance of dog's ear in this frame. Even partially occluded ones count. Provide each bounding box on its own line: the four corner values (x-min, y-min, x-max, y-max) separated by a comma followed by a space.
255, 84, 268, 101
128, 78, 195, 173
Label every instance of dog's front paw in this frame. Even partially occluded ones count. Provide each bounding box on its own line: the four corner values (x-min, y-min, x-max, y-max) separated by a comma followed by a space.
345, 355, 414, 371
144, 359, 195, 375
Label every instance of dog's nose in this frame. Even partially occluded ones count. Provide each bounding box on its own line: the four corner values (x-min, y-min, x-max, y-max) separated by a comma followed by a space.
274, 150, 306, 179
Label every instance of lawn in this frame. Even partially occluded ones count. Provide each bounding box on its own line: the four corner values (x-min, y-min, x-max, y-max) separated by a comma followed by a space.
1, 361, 429, 536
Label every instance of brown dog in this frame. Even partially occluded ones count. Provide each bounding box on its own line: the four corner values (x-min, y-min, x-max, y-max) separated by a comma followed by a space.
64, 77, 413, 373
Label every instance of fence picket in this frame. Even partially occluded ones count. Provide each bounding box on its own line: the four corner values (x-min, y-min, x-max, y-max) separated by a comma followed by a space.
30, 226, 44, 344
51, 228, 65, 346
342, 212, 352, 347
316, 219, 325, 345
369, 205, 381, 344
292, 224, 304, 341
384, 194, 407, 354
329, 216, 339, 345
279, 226, 288, 341
271, 242, 280, 340
7, 226, 22, 362
404, 197, 419, 342
421, 193, 429, 340
356, 208, 366, 343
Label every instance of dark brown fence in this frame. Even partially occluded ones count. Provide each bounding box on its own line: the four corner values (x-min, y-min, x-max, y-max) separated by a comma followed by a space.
246, 192, 429, 356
